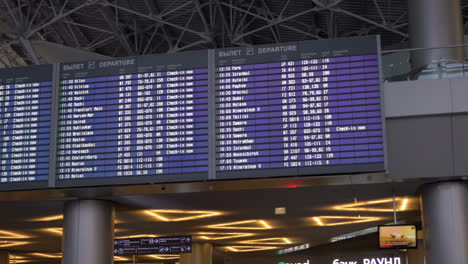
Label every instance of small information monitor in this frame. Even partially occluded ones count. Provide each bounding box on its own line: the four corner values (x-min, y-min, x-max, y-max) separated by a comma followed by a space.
0, 65, 53, 189
215, 36, 385, 179
379, 225, 417, 249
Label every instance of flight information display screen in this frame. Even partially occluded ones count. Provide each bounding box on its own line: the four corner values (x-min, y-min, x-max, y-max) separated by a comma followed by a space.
0, 65, 52, 189
215, 36, 385, 178
56, 51, 209, 186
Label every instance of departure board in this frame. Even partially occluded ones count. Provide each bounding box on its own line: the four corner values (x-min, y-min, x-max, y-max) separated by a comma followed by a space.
56, 51, 209, 186
0, 65, 53, 189
215, 36, 385, 179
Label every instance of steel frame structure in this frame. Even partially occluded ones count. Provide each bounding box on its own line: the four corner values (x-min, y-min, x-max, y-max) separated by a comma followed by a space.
0, 0, 421, 66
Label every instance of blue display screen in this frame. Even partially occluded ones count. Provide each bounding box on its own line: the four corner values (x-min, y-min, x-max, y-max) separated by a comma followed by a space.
56, 52, 210, 183
0, 65, 52, 187
215, 37, 385, 178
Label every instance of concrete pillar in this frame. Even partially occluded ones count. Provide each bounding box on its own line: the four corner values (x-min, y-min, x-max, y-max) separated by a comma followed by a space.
0, 252, 8, 264
421, 182, 468, 264
406, 240, 425, 264
180, 243, 212, 264
408, 0, 464, 68
62, 200, 114, 264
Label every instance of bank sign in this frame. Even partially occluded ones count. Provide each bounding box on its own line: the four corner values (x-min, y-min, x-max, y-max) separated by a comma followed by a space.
278, 257, 402, 264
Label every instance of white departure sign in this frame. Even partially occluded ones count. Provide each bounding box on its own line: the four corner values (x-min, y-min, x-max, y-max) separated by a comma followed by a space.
0, 65, 52, 189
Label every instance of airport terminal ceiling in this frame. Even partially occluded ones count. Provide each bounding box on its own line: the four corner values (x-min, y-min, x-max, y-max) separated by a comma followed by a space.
0, 181, 422, 264
0, 0, 467, 67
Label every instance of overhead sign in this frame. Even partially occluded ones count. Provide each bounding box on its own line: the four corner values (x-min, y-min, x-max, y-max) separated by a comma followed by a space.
113, 236, 192, 256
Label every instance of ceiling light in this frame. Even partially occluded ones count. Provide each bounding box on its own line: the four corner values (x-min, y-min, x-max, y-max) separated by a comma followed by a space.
311, 216, 384, 226
224, 245, 278, 252
331, 198, 413, 212
0, 241, 29, 248
30, 215, 63, 222
8, 260, 28, 264
148, 254, 180, 260
0, 230, 29, 239
42, 228, 62, 236
196, 232, 254, 240
30, 253, 61, 258
144, 210, 222, 222
114, 256, 129, 261
207, 220, 273, 230
239, 237, 292, 245
115, 234, 160, 239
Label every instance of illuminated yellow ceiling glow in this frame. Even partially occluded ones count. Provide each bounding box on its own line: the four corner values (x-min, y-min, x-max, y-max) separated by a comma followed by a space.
0, 241, 29, 248
207, 220, 273, 230
312, 216, 384, 226
238, 237, 292, 245
148, 254, 180, 260
42, 228, 63, 236
8, 260, 28, 264
115, 234, 160, 239
30, 215, 63, 222
0, 230, 29, 239
114, 256, 129, 261
331, 198, 412, 212
144, 209, 222, 222
225, 245, 278, 252
30, 253, 61, 258
196, 232, 254, 241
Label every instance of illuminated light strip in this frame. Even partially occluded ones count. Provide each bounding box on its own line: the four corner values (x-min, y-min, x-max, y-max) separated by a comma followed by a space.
43, 228, 62, 235
400, 198, 409, 211
207, 220, 273, 230
224, 245, 278, 252
144, 210, 222, 222
0, 230, 29, 239
238, 237, 292, 245
148, 254, 180, 260
259, 220, 272, 229
30, 253, 61, 258
30, 215, 63, 222
311, 216, 384, 226
114, 256, 129, 261
196, 232, 254, 240
115, 234, 160, 239
332, 198, 412, 212
0, 241, 29, 248
313, 217, 324, 226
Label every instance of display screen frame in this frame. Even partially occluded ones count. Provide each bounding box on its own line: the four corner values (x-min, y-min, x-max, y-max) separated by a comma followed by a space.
378, 224, 418, 250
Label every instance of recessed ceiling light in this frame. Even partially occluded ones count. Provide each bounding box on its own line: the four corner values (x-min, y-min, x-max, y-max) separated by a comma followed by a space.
0, 241, 29, 248
238, 237, 292, 245
312, 216, 384, 226
42, 228, 62, 236
30, 215, 63, 222
196, 232, 254, 240
224, 245, 278, 252
144, 210, 222, 222
207, 220, 272, 230
0, 230, 29, 239
331, 198, 412, 212
115, 234, 160, 239
148, 254, 180, 260
30, 253, 61, 259
114, 256, 129, 261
